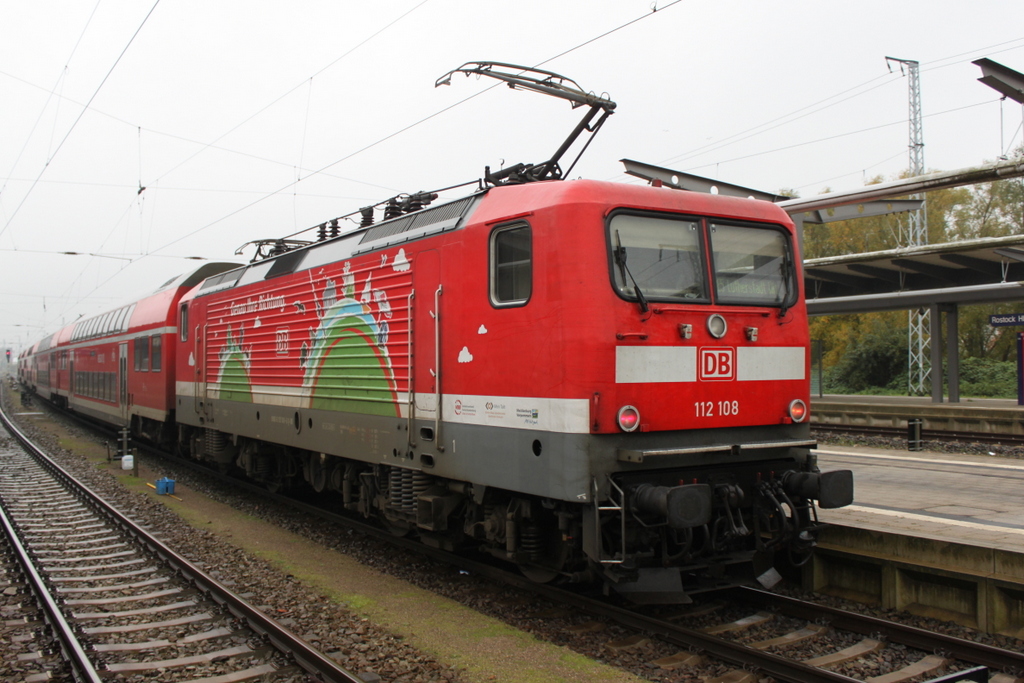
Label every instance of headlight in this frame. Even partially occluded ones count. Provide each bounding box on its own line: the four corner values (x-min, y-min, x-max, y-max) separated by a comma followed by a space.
707, 314, 727, 339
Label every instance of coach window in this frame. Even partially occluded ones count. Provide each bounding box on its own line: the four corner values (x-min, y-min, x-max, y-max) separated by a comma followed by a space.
151, 334, 162, 372
113, 307, 128, 333
180, 304, 189, 342
134, 336, 150, 372
490, 223, 532, 306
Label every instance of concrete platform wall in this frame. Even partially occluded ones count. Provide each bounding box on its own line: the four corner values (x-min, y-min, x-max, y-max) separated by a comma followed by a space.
806, 525, 1024, 637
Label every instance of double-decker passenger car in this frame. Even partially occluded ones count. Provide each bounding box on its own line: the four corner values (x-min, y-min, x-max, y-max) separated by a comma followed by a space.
24, 264, 236, 438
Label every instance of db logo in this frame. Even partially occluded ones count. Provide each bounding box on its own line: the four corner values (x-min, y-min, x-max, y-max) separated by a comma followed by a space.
699, 347, 735, 381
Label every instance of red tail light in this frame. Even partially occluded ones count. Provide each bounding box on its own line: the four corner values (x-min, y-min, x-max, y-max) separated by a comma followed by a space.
788, 399, 807, 423
617, 405, 640, 432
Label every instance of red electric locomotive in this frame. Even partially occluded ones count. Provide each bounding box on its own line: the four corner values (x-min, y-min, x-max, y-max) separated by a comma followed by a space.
20, 63, 851, 602
172, 174, 851, 601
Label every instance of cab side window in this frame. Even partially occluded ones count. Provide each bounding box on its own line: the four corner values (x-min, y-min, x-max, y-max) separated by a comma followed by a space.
490, 223, 532, 306
180, 304, 189, 342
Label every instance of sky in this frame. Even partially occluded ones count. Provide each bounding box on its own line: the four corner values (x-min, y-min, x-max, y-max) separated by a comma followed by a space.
1, 0, 1023, 350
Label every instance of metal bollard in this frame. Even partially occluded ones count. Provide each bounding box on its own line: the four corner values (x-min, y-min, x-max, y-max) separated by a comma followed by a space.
907, 418, 923, 451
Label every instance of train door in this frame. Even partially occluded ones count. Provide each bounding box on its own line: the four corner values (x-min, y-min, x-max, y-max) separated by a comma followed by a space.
193, 319, 207, 420
118, 343, 129, 423
413, 250, 442, 443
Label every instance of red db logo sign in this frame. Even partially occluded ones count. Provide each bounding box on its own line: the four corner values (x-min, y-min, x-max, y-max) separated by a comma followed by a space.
700, 347, 735, 381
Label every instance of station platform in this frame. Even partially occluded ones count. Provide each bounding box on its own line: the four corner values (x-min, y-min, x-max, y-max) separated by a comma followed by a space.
816, 443, 1024, 554
811, 394, 1024, 435
810, 443, 1024, 633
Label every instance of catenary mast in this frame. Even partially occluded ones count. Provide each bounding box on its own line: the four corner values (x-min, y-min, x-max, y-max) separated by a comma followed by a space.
887, 57, 929, 395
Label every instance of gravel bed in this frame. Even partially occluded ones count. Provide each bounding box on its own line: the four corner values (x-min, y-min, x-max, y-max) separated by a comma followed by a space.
0, 526, 55, 682
1, 395, 466, 683
5, 392, 1024, 683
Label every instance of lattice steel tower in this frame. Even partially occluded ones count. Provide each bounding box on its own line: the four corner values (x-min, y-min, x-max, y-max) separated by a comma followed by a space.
887, 57, 929, 394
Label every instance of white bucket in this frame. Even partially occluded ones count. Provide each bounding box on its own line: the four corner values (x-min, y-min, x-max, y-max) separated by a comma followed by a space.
121, 454, 134, 470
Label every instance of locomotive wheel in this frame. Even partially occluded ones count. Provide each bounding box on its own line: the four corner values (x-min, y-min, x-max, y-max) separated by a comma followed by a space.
519, 562, 561, 584
517, 515, 569, 583
518, 542, 569, 583
308, 455, 327, 493
383, 517, 413, 538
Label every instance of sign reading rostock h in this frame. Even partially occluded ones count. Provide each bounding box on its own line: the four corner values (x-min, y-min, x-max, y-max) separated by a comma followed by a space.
990, 313, 1024, 327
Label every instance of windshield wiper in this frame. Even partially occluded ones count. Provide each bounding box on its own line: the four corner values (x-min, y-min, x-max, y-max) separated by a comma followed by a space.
614, 230, 649, 314
778, 251, 793, 317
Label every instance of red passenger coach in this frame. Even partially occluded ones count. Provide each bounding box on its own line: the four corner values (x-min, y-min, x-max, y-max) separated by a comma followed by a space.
173, 179, 852, 602
23, 263, 237, 435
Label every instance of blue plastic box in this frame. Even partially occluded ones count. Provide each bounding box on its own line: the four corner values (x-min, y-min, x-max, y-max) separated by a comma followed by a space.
156, 477, 175, 495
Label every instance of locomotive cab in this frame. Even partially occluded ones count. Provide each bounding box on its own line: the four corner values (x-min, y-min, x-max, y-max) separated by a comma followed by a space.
592, 189, 852, 600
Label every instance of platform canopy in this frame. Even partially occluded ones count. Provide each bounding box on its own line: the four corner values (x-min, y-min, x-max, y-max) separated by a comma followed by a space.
804, 235, 1024, 314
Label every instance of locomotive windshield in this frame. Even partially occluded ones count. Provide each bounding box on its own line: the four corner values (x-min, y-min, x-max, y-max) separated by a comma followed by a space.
709, 222, 793, 307
610, 214, 707, 301
608, 213, 795, 308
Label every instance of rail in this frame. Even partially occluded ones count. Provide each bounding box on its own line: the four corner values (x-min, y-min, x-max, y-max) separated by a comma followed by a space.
0, 401, 364, 683
0, 498, 102, 683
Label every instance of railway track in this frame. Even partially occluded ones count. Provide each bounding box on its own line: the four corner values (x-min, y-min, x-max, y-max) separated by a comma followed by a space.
0, 404, 364, 683
812, 423, 1024, 447
12, 394, 1024, 683
128, 441, 1024, 683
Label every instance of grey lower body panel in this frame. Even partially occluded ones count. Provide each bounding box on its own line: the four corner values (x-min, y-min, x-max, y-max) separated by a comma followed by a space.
177, 395, 600, 502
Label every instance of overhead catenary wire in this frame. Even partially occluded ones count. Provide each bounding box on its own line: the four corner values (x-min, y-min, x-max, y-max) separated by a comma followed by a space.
31, 1, 686, 334
5, 1, 436, 334
4, 3, 432, 333
0, 0, 162, 244
0, 0, 103, 206
682, 99, 997, 181
148, 0, 433, 187
657, 36, 1024, 174
145, 0, 685, 259
0, 69, 401, 194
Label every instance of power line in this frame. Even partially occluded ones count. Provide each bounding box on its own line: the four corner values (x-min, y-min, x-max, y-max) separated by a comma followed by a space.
27, 1, 684, 336
143, 1, 683, 258
0, 0, 102, 205
659, 37, 1024, 170
0, 68, 404, 194
682, 99, 993, 173
0, 0, 162, 243
149, 0, 433, 186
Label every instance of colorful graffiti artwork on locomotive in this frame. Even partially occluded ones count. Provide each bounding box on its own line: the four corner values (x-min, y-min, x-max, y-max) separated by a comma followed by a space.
216, 324, 254, 403
301, 259, 401, 416
209, 250, 408, 417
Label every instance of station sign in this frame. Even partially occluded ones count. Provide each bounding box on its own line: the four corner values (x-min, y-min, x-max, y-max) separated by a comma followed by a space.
990, 313, 1024, 327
